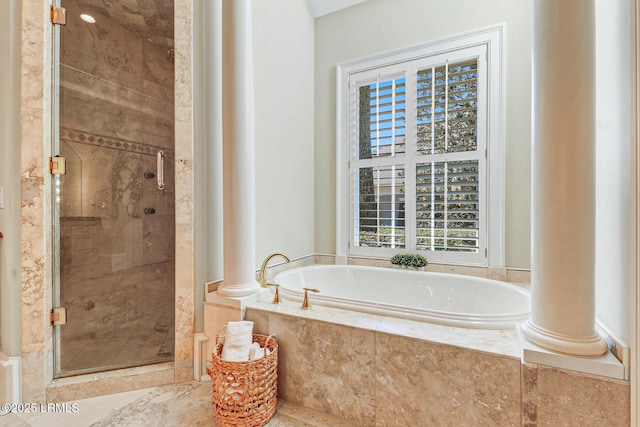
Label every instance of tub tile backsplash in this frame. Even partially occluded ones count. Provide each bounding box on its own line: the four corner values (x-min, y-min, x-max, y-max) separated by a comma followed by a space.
342, 256, 532, 284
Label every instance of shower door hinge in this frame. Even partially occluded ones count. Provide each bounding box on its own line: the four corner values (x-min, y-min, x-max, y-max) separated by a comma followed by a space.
50, 307, 67, 326
49, 156, 66, 175
50, 5, 67, 26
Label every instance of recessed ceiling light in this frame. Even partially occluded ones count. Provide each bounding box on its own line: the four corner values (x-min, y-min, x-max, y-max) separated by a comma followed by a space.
80, 14, 96, 24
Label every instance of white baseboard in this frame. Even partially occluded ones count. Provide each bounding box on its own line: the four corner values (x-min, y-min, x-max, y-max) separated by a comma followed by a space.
193, 333, 210, 382
0, 351, 21, 413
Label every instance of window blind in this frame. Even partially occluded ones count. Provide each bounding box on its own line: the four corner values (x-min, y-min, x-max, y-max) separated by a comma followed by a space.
340, 28, 503, 265
356, 165, 405, 248
415, 59, 480, 253
353, 76, 406, 248
416, 160, 479, 252
350, 57, 483, 257
416, 59, 478, 155
357, 78, 406, 159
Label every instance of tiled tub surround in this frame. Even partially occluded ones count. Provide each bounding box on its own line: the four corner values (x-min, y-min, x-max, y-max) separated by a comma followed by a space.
245, 301, 630, 426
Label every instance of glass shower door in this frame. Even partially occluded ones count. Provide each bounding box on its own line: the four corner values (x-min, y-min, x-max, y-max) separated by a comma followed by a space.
52, 0, 175, 377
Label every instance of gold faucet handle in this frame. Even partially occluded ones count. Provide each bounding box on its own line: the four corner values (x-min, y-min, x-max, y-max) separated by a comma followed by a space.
301, 288, 320, 309
267, 283, 282, 304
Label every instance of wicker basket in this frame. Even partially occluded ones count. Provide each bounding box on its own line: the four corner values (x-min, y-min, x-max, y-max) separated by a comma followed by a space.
207, 327, 278, 427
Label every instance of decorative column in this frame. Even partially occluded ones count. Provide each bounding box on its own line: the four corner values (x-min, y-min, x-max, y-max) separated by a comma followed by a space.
521, 0, 607, 356
217, 0, 260, 298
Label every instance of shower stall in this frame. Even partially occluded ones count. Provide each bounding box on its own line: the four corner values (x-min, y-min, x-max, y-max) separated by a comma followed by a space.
52, 0, 175, 377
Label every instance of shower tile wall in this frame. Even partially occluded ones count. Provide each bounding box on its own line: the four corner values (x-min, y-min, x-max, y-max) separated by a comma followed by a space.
57, 1, 175, 374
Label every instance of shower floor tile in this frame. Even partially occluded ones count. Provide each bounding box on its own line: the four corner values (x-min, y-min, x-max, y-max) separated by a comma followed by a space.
58, 261, 174, 376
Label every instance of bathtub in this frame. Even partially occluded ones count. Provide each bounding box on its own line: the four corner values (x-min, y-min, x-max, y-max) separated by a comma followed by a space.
273, 265, 530, 329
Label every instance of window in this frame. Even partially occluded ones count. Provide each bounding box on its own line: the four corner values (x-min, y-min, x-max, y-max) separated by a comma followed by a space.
337, 26, 504, 266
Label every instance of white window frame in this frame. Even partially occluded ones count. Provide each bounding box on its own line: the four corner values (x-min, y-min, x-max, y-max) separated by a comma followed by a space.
336, 25, 505, 267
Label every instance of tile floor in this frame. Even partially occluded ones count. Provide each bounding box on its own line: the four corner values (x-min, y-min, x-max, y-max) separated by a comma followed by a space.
0, 381, 358, 427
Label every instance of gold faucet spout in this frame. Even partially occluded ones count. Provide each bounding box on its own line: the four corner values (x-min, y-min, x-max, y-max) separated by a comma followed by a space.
259, 252, 290, 287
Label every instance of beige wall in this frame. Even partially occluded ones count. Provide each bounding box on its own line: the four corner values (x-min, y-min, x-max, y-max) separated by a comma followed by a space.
253, 0, 316, 264
594, 0, 636, 348
314, 0, 533, 269
194, 0, 316, 290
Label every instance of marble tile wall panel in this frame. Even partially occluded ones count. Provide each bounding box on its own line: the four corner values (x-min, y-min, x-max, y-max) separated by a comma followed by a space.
59, 2, 176, 150
521, 362, 538, 427
533, 365, 630, 426
268, 313, 377, 426
314, 254, 337, 265
375, 333, 521, 427
174, 221, 194, 381
21, 0, 49, 403
59, 142, 174, 270
61, 4, 144, 97
60, 67, 174, 150
172, 0, 194, 382
60, 217, 100, 280
60, 77, 144, 145
66, 0, 174, 49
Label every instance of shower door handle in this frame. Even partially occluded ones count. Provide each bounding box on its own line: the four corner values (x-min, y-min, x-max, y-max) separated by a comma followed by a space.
156, 150, 165, 190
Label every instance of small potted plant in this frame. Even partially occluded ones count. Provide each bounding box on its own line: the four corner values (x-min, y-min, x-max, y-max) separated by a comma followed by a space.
390, 253, 428, 270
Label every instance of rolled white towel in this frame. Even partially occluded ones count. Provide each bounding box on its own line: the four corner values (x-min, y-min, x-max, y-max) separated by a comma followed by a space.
220, 321, 254, 361
248, 341, 271, 360
248, 342, 263, 360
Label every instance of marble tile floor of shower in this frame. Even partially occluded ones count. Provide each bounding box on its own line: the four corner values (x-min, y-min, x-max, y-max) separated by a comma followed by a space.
0, 381, 358, 427
58, 260, 175, 375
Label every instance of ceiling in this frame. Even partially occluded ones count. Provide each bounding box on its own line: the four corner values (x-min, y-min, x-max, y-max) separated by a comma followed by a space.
63, 0, 367, 48
306, 0, 369, 18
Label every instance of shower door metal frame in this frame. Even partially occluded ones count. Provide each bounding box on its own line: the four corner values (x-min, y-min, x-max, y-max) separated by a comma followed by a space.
50, 0, 64, 378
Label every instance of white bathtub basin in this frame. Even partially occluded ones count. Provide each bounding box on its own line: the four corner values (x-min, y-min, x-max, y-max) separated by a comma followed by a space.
273, 264, 530, 329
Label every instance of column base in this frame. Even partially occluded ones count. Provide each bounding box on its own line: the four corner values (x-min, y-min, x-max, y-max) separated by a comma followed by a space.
216, 280, 261, 298
521, 319, 608, 356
